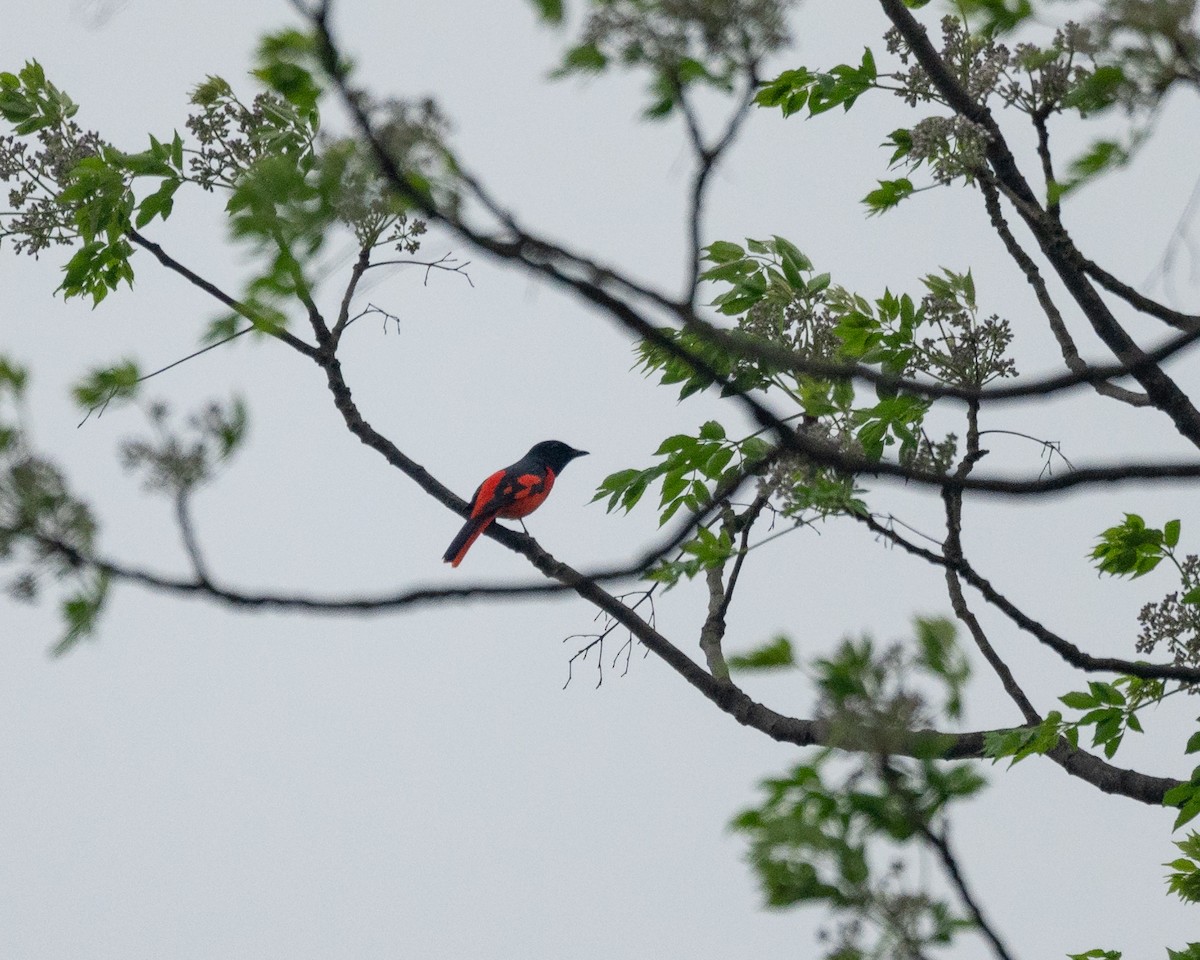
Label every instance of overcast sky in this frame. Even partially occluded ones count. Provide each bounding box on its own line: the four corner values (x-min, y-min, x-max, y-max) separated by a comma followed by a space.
3, 1, 1199, 957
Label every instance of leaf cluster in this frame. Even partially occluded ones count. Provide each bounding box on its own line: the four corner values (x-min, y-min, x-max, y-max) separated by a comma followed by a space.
987, 673, 1164, 765
814, 618, 970, 741
732, 738, 983, 956
0, 365, 108, 654
551, 0, 796, 118
120, 398, 249, 496
1163, 734, 1200, 832
1091, 513, 1190, 585
753, 48, 878, 117
1164, 831, 1200, 904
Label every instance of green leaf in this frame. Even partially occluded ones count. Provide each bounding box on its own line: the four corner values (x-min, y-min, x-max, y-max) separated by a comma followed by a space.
1166, 783, 1197, 808
51, 570, 110, 656
729, 635, 795, 671
1063, 65, 1125, 116
1187, 732, 1200, 755
1177, 798, 1200, 832
1182, 586, 1200, 605
1060, 690, 1097, 710
807, 272, 831, 294
528, 0, 564, 23
956, 0, 1033, 32
1088, 681, 1126, 706
699, 420, 726, 441
0, 356, 29, 396
1090, 514, 1167, 578
659, 471, 689, 506
553, 42, 607, 77
71, 360, 141, 410
134, 177, 181, 228
703, 445, 734, 479
1050, 139, 1131, 203
862, 178, 914, 216
704, 240, 745, 263
253, 29, 324, 115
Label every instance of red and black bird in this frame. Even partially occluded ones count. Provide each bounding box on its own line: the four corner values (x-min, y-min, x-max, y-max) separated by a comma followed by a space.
442, 440, 589, 567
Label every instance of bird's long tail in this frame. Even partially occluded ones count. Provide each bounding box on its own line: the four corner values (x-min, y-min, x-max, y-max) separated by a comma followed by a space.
442, 514, 496, 567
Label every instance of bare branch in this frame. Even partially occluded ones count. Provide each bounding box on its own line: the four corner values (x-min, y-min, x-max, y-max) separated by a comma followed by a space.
1143, 169, 1200, 292
858, 511, 1200, 686
362, 251, 474, 286
979, 175, 1148, 408
269, 225, 328, 344
675, 75, 759, 301
1032, 109, 1060, 222
1082, 254, 1200, 331
332, 244, 372, 342
174, 490, 212, 587
941, 404, 1041, 724
921, 822, 1016, 960
128, 229, 319, 359
698, 503, 738, 681
17, 512, 1180, 802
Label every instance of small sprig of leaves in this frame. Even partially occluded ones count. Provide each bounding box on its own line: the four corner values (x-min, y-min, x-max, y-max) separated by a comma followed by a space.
732, 619, 982, 957
593, 419, 763, 525
1164, 730, 1200, 831
2, 41, 441, 322
814, 618, 969, 743
672, 239, 1015, 517
0, 361, 108, 654
732, 749, 980, 956
72, 360, 141, 415
1091, 513, 1183, 580
754, 47, 879, 117
120, 398, 249, 496
1057, 675, 1161, 759
1089, 514, 1200, 675
728, 633, 795, 671
552, 0, 796, 118
1165, 831, 1200, 904
878, 13, 1153, 203
986, 673, 1165, 764
0, 61, 104, 258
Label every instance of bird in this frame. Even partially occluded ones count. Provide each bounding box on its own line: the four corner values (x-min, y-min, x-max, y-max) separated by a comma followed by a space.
442, 440, 589, 567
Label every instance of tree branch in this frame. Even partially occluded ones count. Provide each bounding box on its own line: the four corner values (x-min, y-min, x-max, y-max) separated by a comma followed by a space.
128, 229, 318, 358
1080, 254, 1200, 331
979, 174, 1148, 408
879, 0, 1200, 449
675, 74, 758, 301
859, 511, 1200, 685
331, 243, 372, 343
941, 402, 1041, 724
877, 762, 1016, 960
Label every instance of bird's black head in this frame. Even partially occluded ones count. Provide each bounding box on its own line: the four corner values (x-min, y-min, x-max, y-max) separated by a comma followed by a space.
528, 440, 589, 473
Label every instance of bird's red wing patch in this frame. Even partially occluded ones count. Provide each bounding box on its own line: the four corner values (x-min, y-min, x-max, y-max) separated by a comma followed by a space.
497, 468, 555, 519
470, 469, 510, 518
511, 473, 544, 498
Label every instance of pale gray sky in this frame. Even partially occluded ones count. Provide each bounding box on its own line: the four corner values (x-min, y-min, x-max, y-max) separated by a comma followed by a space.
2, 1, 1199, 957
